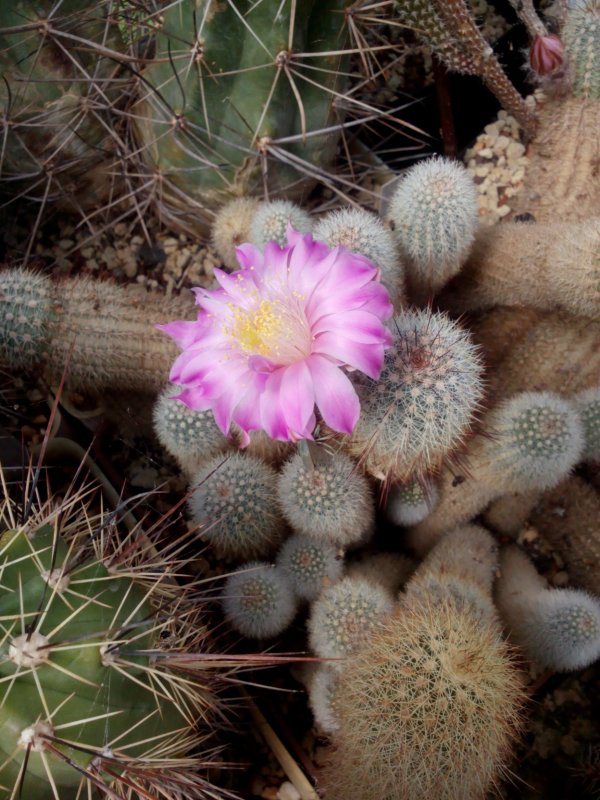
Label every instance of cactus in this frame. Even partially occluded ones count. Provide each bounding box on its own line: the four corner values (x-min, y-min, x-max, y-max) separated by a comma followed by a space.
130, 0, 388, 237
188, 452, 286, 561
440, 219, 600, 318
342, 309, 484, 483
386, 476, 439, 526
386, 157, 479, 302
0, 1, 125, 227
307, 575, 393, 668
153, 384, 232, 475
0, 267, 196, 392
276, 534, 343, 601
211, 197, 262, 271
563, 1, 600, 98
320, 597, 526, 800
406, 391, 584, 555
0, 484, 237, 799
496, 546, 600, 671
574, 385, 600, 461
276, 448, 374, 548
222, 562, 297, 638
529, 476, 600, 596
346, 552, 416, 594
312, 207, 406, 305
305, 663, 340, 735
250, 201, 313, 249
394, 0, 537, 135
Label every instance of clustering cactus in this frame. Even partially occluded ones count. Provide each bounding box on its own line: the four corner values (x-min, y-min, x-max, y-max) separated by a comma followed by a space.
305, 664, 340, 735
0, 484, 237, 799
386, 476, 439, 526
153, 384, 231, 475
188, 452, 286, 561
307, 575, 393, 667
0, 268, 196, 392
563, 1, 600, 99
346, 552, 416, 594
496, 546, 600, 671
222, 562, 298, 638
276, 534, 343, 601
406, 391, 585, 555
387, 157, 478, 302
211, 197, 262, 270
574, 385, 600, 461
320, 598, 525, 800
250, 201, 313, 249
312, 207, 405, 304
343, 309, 484, 482
277, 449, 374, 548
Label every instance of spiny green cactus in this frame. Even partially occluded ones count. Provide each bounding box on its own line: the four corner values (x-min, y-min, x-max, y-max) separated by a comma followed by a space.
130, 0, 384, 236
0, 1, 125, 221
0, 486, 235, 799
312, 207, 406, 305
343, 309, 484, 483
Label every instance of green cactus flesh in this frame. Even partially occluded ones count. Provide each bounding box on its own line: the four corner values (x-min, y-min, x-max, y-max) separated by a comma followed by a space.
134, 0, 352, 232
0, 524, 186, 798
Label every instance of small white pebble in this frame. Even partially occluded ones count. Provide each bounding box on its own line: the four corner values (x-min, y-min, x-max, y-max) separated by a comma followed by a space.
276, 782, 302, 800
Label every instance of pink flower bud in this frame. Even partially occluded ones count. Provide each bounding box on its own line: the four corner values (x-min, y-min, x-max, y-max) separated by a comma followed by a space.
530, 34, 564, 76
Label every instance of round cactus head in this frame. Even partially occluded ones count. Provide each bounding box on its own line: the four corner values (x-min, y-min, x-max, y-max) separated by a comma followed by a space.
249, 200, 312, 249
487, 391, 584, 491
313, 207, 405, 304
387, 156, 478, 301
320, 599, 526, 800
188, 452, 286, 561
222, 562, 297, 639
276, 534, 343, 602
211, 197, 261, 270
386, 476, 439, 526
277, 449, 374, 548
153, 384, 231, 475
344, 309, 484, 483
307, 576, 393, 668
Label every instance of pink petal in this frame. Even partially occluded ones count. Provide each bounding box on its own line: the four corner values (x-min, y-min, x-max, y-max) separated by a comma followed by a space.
311, 309, 390, 343
172, 386, 213, 412
234, 243, 264, 271
307, 355, 360, 434
279, 360, 315, 437
157, 319, 204, 349
309, 281, 393, 322
213, 268, 261, 306
231, 373, 268, 437
312, 331, 385, 380
260, 369, 292, 440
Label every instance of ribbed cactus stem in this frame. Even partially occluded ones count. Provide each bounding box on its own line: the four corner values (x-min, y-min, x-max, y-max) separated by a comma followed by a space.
0, 268, 196, 392
496, 546, 600, 671
405, 392, 584, 556
574, 385, 600, 461
441, 219, 600, 318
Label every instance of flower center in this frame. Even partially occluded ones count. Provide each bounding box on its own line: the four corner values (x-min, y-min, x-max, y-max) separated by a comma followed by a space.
228, 296, 312, 365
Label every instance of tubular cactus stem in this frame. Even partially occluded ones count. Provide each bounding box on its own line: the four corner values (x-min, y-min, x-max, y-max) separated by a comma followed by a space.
0, 268, 196, 392
441, 219, 600, 318
508, 97, 600, 223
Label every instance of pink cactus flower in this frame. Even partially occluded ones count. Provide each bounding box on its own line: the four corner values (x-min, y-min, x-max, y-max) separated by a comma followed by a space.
159, 229, 394, 443
530, 34, 564, 76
